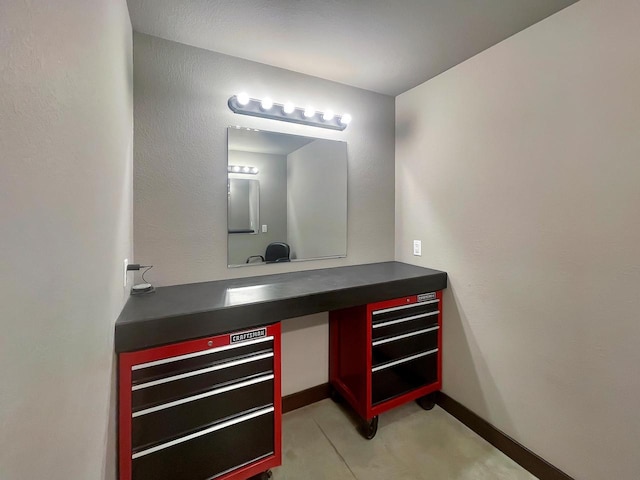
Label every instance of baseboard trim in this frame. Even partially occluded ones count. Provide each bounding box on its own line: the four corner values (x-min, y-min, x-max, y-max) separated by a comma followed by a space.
436, 392, 574, 480
282, 383, 331, 413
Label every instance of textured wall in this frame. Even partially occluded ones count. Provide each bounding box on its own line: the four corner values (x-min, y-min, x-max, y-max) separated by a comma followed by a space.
0, 1, 133, 479
133, 33, 395, 394
395, 1, 640, 478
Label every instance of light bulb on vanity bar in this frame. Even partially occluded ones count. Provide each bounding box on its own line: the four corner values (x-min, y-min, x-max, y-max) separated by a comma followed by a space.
260, 97, 273, 110
340, 113, 352, 126
236, 92, 250, 106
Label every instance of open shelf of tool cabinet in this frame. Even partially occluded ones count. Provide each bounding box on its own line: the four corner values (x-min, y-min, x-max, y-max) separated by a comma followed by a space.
329, 291, 442, 438
118, 323, 281, 480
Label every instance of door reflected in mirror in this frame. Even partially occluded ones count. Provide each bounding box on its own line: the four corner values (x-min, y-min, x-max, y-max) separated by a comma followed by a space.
228, 178, 259, 234
227, 127, 347, 267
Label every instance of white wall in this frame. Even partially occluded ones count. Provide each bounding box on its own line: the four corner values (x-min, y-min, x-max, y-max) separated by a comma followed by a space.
287, 140, 348, 259
133, 33, 395, 395
395, 1, 640, 479
228, 151, 288, 265
0, 1, 133, 479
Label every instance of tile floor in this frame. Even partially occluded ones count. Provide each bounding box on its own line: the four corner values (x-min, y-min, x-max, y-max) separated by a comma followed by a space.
271, 399, 537, 480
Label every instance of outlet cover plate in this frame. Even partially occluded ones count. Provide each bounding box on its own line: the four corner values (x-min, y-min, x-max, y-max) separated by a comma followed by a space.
413, 240, 422, 256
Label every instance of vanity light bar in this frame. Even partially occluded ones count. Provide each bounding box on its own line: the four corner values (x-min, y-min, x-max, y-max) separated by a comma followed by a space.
228, 165, 259, 174
228, 94, 351, 131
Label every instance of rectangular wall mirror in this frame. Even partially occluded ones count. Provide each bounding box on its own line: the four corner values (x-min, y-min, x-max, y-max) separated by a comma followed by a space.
227, 127, 347, 267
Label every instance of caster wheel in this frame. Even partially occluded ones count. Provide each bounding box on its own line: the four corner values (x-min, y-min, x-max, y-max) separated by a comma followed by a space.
330, 386, 342, 403
358, 416, 379, 440
416, 392, 437, 411
249, 470, 272, 480
261, 471, 273, 480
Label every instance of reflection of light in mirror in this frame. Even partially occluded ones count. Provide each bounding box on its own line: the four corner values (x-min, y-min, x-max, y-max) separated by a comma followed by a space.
303, 106, 315, 118
283, 102, 295, 114
322, 110, 334, 121
228, 164, 259, 175
237, 92, 250, 106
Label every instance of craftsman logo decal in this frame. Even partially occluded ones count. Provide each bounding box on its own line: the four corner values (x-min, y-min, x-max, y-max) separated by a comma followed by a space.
417, 292, 436, 302
230, 328, 267, 344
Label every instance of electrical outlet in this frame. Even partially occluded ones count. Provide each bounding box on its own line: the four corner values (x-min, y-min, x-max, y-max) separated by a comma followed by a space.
261, 224, 268, 233
123, 259, 128, 287
413, 240, 422, 256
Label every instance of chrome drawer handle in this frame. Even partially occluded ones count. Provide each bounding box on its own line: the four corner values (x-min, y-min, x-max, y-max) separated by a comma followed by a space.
132, 336, 274, 371
132, 406, 274, 460
372, 311, 439, 329
132, 374, 274, 418
132, 352, 274, 391
371, 349, 438, 373
372, 299, 438, 316
372, 326, 439, 346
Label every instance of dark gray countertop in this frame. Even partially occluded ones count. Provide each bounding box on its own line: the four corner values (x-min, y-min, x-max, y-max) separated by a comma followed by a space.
115, 261, 447, 352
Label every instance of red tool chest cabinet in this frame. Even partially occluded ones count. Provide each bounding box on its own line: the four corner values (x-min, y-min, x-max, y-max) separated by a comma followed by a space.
118, 323, 281, 480
329, 291, 442, 438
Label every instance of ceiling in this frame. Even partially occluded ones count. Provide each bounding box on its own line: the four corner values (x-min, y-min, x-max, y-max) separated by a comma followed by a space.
127, 0, 577, 96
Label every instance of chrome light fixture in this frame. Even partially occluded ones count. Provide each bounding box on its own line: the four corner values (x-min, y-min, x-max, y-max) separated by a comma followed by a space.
228, 93, 351, 131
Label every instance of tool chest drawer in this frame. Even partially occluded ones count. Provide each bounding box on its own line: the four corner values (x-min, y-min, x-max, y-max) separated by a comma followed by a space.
119, 324, 281, 480
131, 347, 274, 410
131, 339, 272, 384
371, 302, 439, 340
371, 327, 439, 367
132, 408, 275, 480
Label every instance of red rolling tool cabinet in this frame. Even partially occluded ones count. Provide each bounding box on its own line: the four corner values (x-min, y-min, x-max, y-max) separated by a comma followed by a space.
329, 291, 442, 439
118, 323, 281, 480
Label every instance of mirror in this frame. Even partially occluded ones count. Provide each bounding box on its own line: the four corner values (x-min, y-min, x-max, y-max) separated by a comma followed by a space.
227, 127, 347, 267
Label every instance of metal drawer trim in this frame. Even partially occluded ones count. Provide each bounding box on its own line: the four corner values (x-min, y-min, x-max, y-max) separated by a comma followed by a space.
132, 406, 274, 460
372, 311, 439, 329
372, 299, 439, 316
132, 336, 274, 371
132, 352, 274, 391
371, 326, 439, 347
132, 374, 274, 418
371, 348, 438, 373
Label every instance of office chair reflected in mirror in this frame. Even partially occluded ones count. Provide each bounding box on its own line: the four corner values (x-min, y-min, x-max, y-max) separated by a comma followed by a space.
246, 242, 291, 264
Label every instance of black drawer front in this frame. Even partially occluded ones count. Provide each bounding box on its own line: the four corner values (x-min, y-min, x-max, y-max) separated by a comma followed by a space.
372, 313, 438, 341
372, 329, 438, 367
371, 301, 439, 325
132, 354, 273, 410
132, 411, 274, 480
132, 339, 273, 384
372, 351, 438, 405
132, 376, 273, 450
